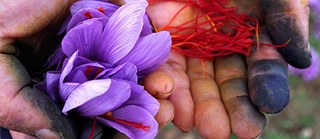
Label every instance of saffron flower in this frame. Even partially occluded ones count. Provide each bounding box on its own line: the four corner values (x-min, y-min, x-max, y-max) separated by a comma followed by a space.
289, 48, 320, 81
41, 1, 171, 139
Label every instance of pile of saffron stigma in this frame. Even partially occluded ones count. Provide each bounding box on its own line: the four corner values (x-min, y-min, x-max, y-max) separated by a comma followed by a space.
149, 0, 267, 60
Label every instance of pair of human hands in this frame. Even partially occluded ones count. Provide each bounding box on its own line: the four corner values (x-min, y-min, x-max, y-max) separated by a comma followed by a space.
0, 0, 310, 138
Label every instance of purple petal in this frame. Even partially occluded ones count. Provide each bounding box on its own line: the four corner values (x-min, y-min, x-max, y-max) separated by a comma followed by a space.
97, 105, 158, 139
117, 31, 171, 77
140, 14, 152, 36
65, 69, 88, 83
46, 71, 61, 102
65, 63, 106, 83
71, 1, 119, 17
62, 19, 103, 58
75, 79, 131, 117
70, 55, 94, 68
103, 62, 137, 83
45, 46, 66, 71
125, 83, 159, 116
97, 1, 148, 64
60, 83, 80, 102
59, 52, 81, 101
67, 8, 106, 32
58, 15, 72, 35
60, 52, 78, 82
34, 81, 47, 94
62, 79, 112, 114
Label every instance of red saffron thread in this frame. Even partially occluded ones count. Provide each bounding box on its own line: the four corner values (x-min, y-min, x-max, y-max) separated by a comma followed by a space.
259, 39, 291, 48
98, 7, 105, 14
103, 112, 150, 131
85, 66, 94, 78
94, 67, 103, 77
148, 0, 286, 60
84, 11, 93, 19
88, 117, 97, 139
85, 66, 103, 80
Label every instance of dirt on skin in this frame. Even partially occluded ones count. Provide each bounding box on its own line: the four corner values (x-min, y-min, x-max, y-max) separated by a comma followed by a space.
156, 76, 320, 139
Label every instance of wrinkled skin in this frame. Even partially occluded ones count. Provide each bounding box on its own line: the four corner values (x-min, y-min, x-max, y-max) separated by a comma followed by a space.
146, 1, 266, 138
263, 0, 311, 68
0, 0, 308, 139
0, 0, 78, 139
145, 0, 306, 139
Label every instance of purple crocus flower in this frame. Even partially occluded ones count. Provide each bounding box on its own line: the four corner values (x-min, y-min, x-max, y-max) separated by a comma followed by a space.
289, 48, 320, 81
42, 1, 171, 139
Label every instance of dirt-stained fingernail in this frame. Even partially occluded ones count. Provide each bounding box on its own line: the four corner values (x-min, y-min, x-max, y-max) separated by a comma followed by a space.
35, 129, 61, 139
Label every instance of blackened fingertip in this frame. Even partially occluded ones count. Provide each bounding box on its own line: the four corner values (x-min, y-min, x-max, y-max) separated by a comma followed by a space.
248, 60, 290, 113
265, 12, 311, 68
249, 74, 290, 114
35, 129, 61, 139
278, 44, 312, 69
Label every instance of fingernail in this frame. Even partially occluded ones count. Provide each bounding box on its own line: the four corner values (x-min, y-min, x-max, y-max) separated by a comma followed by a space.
180, 129, 190, 133
35, 129, 61, 139
156, 92, 171, 99
156, 88, 174, 99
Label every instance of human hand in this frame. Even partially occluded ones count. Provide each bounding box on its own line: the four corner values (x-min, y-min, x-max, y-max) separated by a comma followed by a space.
143, 0, 310, 138
0, 0, 79, 138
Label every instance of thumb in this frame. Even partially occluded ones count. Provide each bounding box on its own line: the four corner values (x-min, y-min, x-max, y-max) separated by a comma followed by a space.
0, 46, 76, 138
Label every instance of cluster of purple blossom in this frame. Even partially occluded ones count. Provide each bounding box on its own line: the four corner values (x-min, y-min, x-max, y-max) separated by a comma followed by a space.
37, 0, 171, 139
